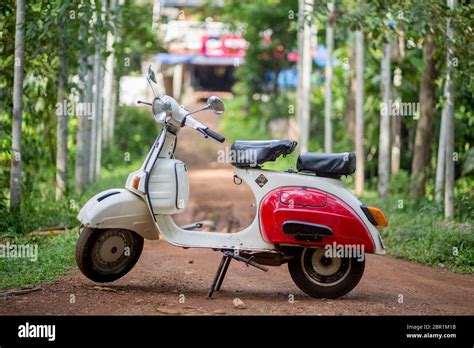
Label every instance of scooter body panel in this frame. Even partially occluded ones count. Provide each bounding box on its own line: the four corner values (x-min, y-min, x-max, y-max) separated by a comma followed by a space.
78, 188, 159, 240
146, 158, 189, 215
260, 186, 376, 252
152, 165, 385, 254
241, 167, 383, 254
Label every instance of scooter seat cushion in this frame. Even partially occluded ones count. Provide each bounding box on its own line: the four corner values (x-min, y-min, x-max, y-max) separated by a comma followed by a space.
231, 140, 297, 167
297, 152, 356, 178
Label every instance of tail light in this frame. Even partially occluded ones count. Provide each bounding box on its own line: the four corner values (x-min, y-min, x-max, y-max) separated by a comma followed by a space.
361, 205, 388, 227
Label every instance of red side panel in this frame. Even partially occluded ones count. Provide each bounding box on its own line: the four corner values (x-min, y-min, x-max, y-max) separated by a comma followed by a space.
260, 187, 375, 252
280, 187, 327, 207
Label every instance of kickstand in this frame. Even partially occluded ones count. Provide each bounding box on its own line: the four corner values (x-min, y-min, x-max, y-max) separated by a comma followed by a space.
207, 251, 268, 299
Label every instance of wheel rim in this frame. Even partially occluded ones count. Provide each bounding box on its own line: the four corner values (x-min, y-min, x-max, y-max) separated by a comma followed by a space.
91, 229, 135, 274
301, 248, 351, 287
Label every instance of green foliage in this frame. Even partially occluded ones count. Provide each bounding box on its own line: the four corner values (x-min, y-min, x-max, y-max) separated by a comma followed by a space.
220, 96, 270, 141
0, 106, 154, 237
366, 193, 474, 273
0, 0, 112, 209
219, 0, 473, 185
220, 0, 299, 126
0, 156, 144, 236
102, 106, 159, 169
367, 170, 473, 272
0, 184, 72, 236
0, 0, 161, 212
115, 0, 161, 77
0, 230, 77, 289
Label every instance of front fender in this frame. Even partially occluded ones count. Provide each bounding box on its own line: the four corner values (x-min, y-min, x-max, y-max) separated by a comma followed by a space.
77, 188, 159, 240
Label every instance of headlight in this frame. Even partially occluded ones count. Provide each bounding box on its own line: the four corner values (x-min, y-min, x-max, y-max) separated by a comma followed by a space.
152, 97, 171, 122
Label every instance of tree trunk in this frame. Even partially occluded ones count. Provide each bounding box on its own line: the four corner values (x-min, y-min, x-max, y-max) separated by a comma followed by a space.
95, 0, 107, 178
95, 61, 104, 179
89, 1, 104, 183
84, 59, 93, 184
378, 39, 392, 198
354, 31, 365, 195
435, 107, 447, 203
102, 0, 117, 146
390, 34, 404, 177
444, 0, 457, 219
410, 32, 436, 198
55, 40, 69, 200
324, 2, 334, 153
109, 76, 118, 143
89, 51, 101, 183
75, 43, 91, 193
290, 0, 305, 142
10, 0, 25, 210
391, 107, 401, 175
345, 39, 356, 140
297, 0, 314, 153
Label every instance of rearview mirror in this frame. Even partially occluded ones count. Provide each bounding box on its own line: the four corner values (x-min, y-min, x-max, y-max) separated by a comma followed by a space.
147, 65, 157, 84
207, 96, 225, 115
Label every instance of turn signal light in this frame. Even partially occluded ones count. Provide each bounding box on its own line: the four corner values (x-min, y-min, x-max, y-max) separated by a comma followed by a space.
367, 206, 388, 227
132, 176, 140, 190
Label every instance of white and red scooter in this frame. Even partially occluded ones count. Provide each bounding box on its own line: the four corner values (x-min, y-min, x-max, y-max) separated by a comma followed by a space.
76, 67, 388, 299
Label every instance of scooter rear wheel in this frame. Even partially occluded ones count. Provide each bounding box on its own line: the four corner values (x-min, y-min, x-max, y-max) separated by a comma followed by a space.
288, 247, 365, 299
76, 228, 144, 283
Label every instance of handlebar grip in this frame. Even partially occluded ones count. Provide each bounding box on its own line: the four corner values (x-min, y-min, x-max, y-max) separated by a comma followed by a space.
202, 127, 225, 143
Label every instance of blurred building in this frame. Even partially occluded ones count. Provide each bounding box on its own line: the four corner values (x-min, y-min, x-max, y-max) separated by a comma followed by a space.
153, 0, 245, 100
118, 0, 337, 105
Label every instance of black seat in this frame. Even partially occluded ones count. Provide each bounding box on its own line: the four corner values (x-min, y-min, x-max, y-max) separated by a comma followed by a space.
297, 152, 356, 178
231, 140, 297, 167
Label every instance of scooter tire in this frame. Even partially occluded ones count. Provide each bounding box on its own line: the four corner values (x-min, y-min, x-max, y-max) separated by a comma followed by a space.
76, 227, 144, 283
288, 247, 365, 299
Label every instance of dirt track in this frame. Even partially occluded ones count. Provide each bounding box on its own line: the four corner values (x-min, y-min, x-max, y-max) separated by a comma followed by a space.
1, 109, 473, 315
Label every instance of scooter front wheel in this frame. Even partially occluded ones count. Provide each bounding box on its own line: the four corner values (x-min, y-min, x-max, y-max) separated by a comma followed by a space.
288, 247, 365, 299
76, 228, 144, 283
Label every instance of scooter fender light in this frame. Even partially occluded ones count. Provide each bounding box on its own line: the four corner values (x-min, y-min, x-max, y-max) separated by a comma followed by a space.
132, 176, 140, 190
367, 206, 388, 227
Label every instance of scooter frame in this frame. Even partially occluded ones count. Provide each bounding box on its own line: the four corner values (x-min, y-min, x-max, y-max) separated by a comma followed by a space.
78, 124, 385, 255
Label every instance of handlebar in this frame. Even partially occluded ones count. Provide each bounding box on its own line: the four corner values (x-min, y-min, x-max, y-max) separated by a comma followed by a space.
198, 127, 226, 143
138, 96, 225, 143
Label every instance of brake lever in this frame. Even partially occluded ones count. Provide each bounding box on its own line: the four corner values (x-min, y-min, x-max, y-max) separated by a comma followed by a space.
196, 127, 209, 139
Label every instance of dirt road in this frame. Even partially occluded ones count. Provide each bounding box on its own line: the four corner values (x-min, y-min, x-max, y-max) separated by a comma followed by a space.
1, 109, 473, 315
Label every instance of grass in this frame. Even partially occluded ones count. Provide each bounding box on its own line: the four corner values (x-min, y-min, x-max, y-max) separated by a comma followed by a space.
0, 230, 77, 288
0, 159, 143, 289
365, 193, 474, 273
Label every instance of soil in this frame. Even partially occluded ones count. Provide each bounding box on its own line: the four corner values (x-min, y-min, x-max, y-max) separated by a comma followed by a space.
1, 108, 473, 315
